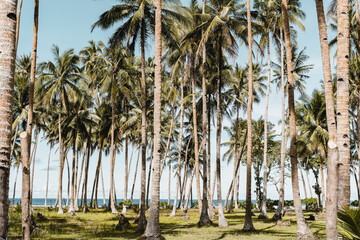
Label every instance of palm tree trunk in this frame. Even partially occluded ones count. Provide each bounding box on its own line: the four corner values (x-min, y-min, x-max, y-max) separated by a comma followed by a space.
320, 157, 325, 210
181, 136, 192, 210
29, 127, 39, 203
100, 162, 106, 208
190, 55, 203, 212
20, 132, 31, 240
168, 163, 171, 207
83, 142, 90, 212
215, 40, 228, 228
160, 105, 176, 177
170, 80, 184, 217
336, 0, 351, 208
281, 1, 314, 238
208, 95, 215, 214
306, 168, 313, 199
131, 148, 140, 203
0, 1, 17, 237
298, 160, 308, 199
58, 100, 64, 215
272, 28, 286, 221
74, 147, 79, 210
243, 0, 255, 231
45, 143, 53, 207
109, 89, 118, 214
259, 34, 271, 220
184, 167, 196, 212
69, 139, 76, 213
75, 144, 87, 209
12, 163, 20, 205
198, 0, 211, 226
146, 151, 153, 209
143, 1, 162, 236
15, 0, 23, 54
122, 136, 129, 214
65, 155, 70, 207
137, 18, 148, 233
314, 0, 339, 236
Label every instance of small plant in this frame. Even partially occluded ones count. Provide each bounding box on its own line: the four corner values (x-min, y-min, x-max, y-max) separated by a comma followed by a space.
351, 200, 359, 207
119, 200, 132, 208
191, 201, 199, 209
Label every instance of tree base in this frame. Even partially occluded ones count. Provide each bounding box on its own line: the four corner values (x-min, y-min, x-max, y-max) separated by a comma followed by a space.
58, 207, 64, 215
138, 235, 165, 240
197, 218, 212, 226
297, 231, 318, 240
258, 212, 268, 219
136, 214, 147, 233
271, 212, 282, 221
218, 215, 228, 228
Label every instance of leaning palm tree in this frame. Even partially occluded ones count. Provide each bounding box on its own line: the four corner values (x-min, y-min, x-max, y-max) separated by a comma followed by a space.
281, 0, 315, 238
0, 1, 18, 238
40, 46, 81, 215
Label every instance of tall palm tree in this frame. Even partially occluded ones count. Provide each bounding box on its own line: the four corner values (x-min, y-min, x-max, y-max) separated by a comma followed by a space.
314, 1, 339, 237
254, 0, 278, 219
0, 1, 18, 238
143, 0, 162, 238
21, 0, 39, 236
281, 0, 315, 238
243, 0, 255, 231
336, 0, 351, 209
40, 46, 81, 215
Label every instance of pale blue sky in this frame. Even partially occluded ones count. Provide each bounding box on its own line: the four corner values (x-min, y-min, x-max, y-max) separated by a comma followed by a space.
11, 0, 358, 202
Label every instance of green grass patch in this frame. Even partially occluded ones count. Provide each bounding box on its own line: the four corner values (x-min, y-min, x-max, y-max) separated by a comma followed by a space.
8, 207, 326, 239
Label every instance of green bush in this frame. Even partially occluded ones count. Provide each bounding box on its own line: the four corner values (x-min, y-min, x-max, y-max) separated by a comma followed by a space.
301, 198, 318, 211
351, 200, 359, 207
338, 206, 360, 240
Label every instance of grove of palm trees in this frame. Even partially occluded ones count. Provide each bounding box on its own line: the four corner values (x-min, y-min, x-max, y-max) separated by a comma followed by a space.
1, 0, 360, 239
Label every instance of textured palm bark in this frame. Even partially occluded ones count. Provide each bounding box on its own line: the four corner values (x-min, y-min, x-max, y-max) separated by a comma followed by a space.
146, 152, 153, 209
137, 19, 148, 233
20, 132, 30, 240
142, 0, 163, 237
282, 1, 315, 238
170, 81, 184, 217
272, 29, 286, 221
190, 55, 203, 212
259, 37, 271, 220
243, 0, 255, 231
198, 0, 212, 226
314, 1, 339, 237
336, 0, 351, 208
358, 94, 360, 206
320, 157, 325, 210
109, 91, 118, 214
15, 0, 23, 53
184, 168, 196, 212
122, 136, 129, 214
215, 42, 228, 228
0, 1, 17, 236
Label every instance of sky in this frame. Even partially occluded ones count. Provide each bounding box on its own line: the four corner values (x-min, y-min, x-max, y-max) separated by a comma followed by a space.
10, 0, 359, 203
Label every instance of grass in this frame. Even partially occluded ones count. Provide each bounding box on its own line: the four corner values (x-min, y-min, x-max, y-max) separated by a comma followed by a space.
8, 206, 326, 239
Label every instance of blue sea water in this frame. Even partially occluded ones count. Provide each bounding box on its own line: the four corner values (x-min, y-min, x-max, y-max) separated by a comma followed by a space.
11, 198, 257, 207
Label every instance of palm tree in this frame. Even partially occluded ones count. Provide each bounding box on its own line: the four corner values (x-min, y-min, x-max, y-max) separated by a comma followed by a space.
336, 0, 351, 209
314, 0, 339, 237
21, 0, 39, 236
40, 46, 81, 215
254, 0, 278, 219
0, 1, 18, 238
281, 0, 315, 238
142, 0, 162, 238
243, 0, 255, 231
